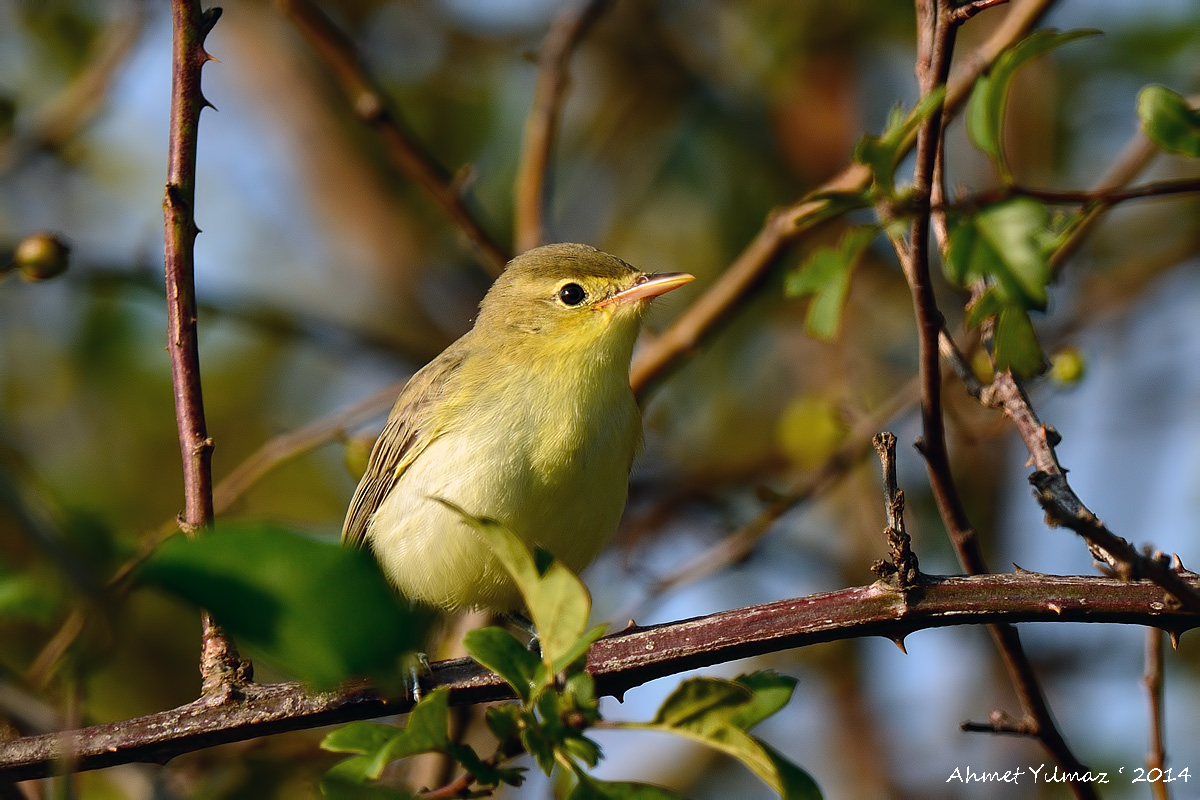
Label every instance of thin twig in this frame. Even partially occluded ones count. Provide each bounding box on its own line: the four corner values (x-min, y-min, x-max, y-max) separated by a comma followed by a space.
2, 572, 1196, 782
939, 177, 1200, 213
163, 0, 250, 698
278, 0, 509, 275
628, 0, 1057, 400
871, 432, 920, 589
1144, 626, 1169, 800
513, 0, 614, 253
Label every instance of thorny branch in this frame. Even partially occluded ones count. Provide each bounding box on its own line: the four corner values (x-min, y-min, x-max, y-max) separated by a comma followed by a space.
513, 0, 614, 254
162, 0, 250, 698
278, 0, 510, 275
3, 572, 1196, 782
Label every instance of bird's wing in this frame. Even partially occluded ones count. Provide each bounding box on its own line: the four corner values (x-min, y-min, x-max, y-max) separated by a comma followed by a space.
341, 344, 467, 550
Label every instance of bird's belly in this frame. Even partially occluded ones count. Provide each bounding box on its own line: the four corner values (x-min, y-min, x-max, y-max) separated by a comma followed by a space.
367, 408, 634, 611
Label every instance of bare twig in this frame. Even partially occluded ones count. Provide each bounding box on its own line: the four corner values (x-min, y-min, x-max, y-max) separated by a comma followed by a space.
871, 432, 920, 590
1144, 626, 1169, 800
940, 177, 1200, 214
2, 572, 1196, 782
513, 0, 614, 253
629, 0, 1057, 399
162, 0, 250, 698
277, 0, 510, 274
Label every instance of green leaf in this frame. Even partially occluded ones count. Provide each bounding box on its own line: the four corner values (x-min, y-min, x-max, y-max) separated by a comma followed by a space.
652, 677, 751, 729
136, 523, 432, 688
321, 722, 401, 755
964, 286, 1004, 329
432, 499, 591, 673
761, 740, 824, 800
730, 671, 798, 731
993, 306, 1047, 379
786, 227, 876, 340
485, 704, 522, 743
967, 29, 1099, 178
853, 88, 946, 193
1138, 84, 1200, 158
463, 626, 542, 702
320, 755, 417, 798
566, 773, 685, 800
621, 676, 820, 798
945, 198, 1053, 310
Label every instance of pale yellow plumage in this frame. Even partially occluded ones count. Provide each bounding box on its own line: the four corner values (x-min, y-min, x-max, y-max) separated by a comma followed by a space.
343, 243, 692, 611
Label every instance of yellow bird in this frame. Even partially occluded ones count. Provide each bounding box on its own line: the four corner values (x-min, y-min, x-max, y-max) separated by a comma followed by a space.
343, 243, 693, 612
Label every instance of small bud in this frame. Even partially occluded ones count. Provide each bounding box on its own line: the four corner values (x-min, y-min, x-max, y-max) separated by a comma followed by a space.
1048, 346, 1086, 386
13, 232, 71, 281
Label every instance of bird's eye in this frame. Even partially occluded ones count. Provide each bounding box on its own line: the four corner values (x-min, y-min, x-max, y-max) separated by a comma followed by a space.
557, 283, 587, 306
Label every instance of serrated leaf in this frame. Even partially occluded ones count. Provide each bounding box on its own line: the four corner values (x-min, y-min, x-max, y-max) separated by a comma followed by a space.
786, 227, 876, 340
1137, 84, 1200, 158
432, 499, 591, 673
994, 306, 1047, 379
463, 626, 542, 702
945, 198, 1052, 310
967, 29, 1099, 178
136, 523, 431, 688
566, 773, 685, 800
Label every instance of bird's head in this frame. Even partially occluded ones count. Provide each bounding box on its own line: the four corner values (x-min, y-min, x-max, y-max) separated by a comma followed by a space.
475, 243, 693, 359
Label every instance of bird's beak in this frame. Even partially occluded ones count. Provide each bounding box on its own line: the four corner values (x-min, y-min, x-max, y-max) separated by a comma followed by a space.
597, 272, 694, 307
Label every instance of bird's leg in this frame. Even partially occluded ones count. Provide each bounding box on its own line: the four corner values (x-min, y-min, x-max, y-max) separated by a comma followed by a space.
504, 612, 540, 654
405, 651, 432, 704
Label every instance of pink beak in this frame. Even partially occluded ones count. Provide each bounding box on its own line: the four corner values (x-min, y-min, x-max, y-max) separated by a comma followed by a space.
596, 272, 694, 307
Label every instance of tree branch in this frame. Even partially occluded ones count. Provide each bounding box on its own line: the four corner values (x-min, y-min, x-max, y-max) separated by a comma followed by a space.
162, 0, 250, 698
513, 0, 613, 254
277, 0, 510, 275
2, 572, 1196, 782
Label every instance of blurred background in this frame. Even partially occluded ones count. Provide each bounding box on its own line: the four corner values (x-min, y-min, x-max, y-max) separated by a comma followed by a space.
1, 0, 1199, 797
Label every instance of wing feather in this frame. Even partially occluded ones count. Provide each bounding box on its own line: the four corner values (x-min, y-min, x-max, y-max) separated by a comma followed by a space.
341, 343, 467, 550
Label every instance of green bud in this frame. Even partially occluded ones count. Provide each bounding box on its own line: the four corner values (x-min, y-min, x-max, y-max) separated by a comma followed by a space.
1049, 347, 1086, 386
